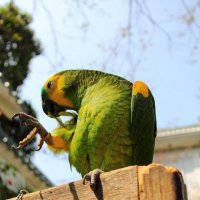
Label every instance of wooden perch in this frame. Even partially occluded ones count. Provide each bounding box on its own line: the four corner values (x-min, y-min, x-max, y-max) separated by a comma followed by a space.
9, 163, 187, 200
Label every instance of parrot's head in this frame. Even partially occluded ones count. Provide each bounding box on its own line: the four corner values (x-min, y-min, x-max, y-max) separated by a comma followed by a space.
41, 73, 74, 118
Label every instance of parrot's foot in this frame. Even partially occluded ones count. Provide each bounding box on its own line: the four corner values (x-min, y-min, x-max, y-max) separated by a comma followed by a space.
83, 169, 104, 191
12, 112, 49, 151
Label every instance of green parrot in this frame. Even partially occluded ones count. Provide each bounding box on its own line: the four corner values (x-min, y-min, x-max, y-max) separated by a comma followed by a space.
13, 69, 156, 188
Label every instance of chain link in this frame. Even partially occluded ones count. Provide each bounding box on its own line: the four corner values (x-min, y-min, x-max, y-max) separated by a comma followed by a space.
16, 189, 29, 200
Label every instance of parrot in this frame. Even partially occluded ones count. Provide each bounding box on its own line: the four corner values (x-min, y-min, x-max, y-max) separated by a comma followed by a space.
12, 69, 156, 189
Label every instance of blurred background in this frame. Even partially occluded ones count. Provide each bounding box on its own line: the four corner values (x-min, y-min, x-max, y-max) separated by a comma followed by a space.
0, 0, 199, 199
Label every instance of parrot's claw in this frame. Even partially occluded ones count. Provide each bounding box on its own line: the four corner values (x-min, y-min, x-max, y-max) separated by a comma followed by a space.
12, 112, 48, 151
83, 169, 103, 191
35, 137, 45, 151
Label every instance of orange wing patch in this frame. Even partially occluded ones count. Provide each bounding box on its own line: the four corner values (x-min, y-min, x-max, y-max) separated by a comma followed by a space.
132, 81, 149, 98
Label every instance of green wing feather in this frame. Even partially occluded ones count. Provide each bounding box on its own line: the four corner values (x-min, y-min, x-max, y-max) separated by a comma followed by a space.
69, 76, 133, 176
131, 83, 157, 165
48, 117, 77, 153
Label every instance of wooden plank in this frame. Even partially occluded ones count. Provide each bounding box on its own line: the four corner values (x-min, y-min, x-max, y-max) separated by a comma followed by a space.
9, 166, 138, 200
9, 164, 187, 200
138, 163, 187, 200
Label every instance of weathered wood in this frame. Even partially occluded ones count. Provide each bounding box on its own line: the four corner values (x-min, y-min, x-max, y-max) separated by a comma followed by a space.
9, 163, 187, 200
138, 163, 187, 200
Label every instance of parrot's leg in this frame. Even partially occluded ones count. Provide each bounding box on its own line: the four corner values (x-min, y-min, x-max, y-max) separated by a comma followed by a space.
12, 112, 69, 151
12, 112, 48, 150
12, 126, 38, 150
83, 169, 104, 190
12, 112, 48, 137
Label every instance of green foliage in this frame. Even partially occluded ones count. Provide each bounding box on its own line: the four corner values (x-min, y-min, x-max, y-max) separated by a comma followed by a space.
0, 2, 41, 91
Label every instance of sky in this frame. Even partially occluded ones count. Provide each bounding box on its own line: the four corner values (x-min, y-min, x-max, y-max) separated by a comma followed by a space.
1, 0, 200, 185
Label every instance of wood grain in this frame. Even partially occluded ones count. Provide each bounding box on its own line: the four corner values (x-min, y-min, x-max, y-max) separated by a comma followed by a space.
138, 163, 187, 200
9, 166, 138, 200
9, 164, 187, 200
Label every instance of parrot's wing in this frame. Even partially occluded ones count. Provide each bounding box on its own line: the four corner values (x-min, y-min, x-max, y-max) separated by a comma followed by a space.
131, 81, 157, 165
69, 77, 133, 176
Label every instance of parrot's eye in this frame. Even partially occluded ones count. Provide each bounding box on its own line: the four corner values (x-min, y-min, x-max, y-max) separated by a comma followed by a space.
47, 80, 56, 90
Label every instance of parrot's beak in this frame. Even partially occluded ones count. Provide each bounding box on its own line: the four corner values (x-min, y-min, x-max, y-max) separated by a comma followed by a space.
42, 92, 66, 118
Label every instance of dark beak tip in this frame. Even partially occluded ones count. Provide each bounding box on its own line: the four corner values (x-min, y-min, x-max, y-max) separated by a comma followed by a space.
42, 98, 66, 117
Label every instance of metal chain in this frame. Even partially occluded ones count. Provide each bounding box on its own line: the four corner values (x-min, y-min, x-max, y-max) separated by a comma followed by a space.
16, 189, 29, 200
